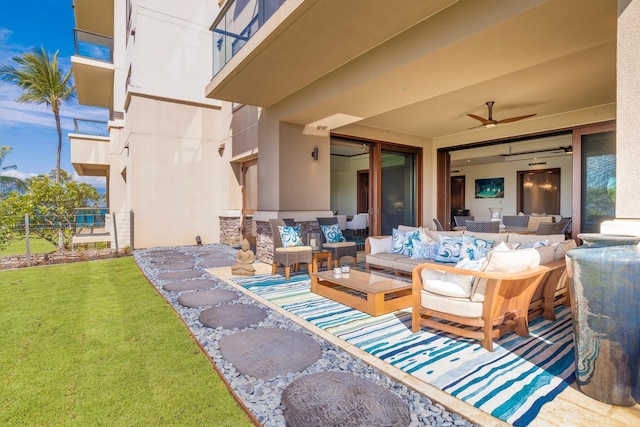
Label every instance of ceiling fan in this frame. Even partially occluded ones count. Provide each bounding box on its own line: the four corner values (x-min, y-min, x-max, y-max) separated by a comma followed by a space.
468, 101, 536, 128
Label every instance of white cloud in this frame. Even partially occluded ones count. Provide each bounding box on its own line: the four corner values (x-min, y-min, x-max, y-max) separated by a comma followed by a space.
73, 174, 107, 188
0, 169, 37, 180
0, 28, 12, 43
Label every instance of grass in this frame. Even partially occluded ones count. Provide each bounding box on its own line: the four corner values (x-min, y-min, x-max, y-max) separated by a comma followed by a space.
0, 258, 253, 426
0, 236, 57, 256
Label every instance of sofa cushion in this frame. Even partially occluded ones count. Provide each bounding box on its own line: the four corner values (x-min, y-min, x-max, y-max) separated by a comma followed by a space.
534, 245, 556, 265
390, 228, 419, 257
368, 236, 392, 254
420, 290, 483, 318
553, 239, 577, 260
463, 231, 509, 243
508, 233, 565, 245
410, 239, 439, 260
393, 257, 425, 273
460, 234, 495, 260
434, 235, 463, 263
366, 253, 402, 270
423, 230, 463, 241
471, 248, 541, 302
518, 239, 548, 249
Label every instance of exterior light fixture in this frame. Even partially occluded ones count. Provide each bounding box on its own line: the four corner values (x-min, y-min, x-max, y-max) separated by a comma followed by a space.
311, 147, 318, 160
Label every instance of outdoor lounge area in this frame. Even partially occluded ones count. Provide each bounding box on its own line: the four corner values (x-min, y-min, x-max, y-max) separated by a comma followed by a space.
133, 241, 640, 427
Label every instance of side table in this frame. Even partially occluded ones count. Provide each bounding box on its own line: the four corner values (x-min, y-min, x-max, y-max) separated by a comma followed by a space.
312, 250, 332, 273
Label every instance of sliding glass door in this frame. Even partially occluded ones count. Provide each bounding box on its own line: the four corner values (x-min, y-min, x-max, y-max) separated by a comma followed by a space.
574, 124, 616, 233
379, 148, 419, 235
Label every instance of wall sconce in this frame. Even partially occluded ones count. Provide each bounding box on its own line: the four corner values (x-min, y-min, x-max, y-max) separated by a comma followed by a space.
218, 143, 225, 156
311, 147, 318, 161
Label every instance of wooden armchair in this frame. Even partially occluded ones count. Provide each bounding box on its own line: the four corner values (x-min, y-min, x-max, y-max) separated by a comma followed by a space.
411, 249, 549, 351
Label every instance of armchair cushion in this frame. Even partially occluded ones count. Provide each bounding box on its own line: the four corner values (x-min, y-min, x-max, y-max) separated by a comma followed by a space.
471, 248, 541, 302
390, 228, 419, 257
275, 245, 313, 253
323, 241, 355, 249
278, 225, 304, 248
320, 223, 345, 243
421, 267, 476, 298
434, 235, 463, 263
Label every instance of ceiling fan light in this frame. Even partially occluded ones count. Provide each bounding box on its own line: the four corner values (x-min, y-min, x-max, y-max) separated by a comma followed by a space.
484, 123, 496, 128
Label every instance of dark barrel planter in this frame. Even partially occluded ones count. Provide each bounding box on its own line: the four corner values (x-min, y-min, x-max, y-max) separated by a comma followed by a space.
565, 234, 640, 406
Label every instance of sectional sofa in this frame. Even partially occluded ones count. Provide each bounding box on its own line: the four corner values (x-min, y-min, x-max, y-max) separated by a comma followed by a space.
364, 226, 576, 320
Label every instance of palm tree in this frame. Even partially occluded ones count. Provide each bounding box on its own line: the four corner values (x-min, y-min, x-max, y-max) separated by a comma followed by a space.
0, 47, 75, 184
0, 146, 27, 197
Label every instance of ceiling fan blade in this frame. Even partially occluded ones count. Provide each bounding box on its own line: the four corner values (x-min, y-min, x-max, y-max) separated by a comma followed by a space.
467, 113, 495, 126
497, 113, 537, 124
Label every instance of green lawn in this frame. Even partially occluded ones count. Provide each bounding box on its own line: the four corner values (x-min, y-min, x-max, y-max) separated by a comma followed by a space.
0, 236, 56, 256
0, 258, 253, 426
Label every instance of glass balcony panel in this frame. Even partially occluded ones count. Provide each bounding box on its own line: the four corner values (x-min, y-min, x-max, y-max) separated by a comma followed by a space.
212, 0, 285, 76
74, 29, 113, 63
73, 119, 109, 137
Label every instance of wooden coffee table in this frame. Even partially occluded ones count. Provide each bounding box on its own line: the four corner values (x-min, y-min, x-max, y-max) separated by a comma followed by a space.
310, 269, 412, 316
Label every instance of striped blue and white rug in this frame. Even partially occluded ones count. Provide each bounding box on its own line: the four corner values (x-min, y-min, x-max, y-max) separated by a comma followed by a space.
232, 273, 575, 427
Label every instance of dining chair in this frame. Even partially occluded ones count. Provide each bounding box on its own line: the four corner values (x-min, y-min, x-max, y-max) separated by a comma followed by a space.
433, 217, 444, 231
535, 222, 566, 235
453, 215, 475, 227
465, 220, 500, 233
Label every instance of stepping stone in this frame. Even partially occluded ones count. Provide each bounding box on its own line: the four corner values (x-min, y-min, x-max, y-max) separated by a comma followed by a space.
147, 250, 185, 258
198, 258, 236, 268
200, 304, 267, 330
219, 328, 321, 380
282, 372, 410, 427
153, 261, 195, 271
150, 255, 193, 263
163, 279, 217, 292
178, 290, 239, 307
157, 270, 202, 281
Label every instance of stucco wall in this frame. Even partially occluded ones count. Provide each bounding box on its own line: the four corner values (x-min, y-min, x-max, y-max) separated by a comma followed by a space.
616, 0, 640, 218
125, 96, 224, 248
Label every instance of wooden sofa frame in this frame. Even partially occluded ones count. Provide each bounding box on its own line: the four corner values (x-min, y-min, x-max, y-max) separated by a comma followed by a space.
412, 263, 550, 352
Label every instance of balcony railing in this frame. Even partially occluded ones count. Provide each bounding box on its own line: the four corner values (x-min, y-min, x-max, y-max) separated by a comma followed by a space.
73, 119, 109, 137
211, 0, 285, 76
73, 28, 113, 63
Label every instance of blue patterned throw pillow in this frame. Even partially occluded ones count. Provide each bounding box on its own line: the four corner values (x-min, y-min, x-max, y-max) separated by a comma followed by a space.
434, 235, 463, 263
278, 225, 303, 248
410, 239, 440, 260
460, 234, 495, 260
320, 224, 345, 243
390, 228, 419, 257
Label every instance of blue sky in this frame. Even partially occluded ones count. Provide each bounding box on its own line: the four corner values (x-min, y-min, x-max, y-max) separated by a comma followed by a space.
0, 0, 108, 189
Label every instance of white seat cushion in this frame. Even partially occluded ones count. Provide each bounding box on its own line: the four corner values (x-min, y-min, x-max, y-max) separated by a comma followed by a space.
420, 290, 483, 318
366, 253, 402, 269
323, 241, 356, 248
275, 246, 312, 253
